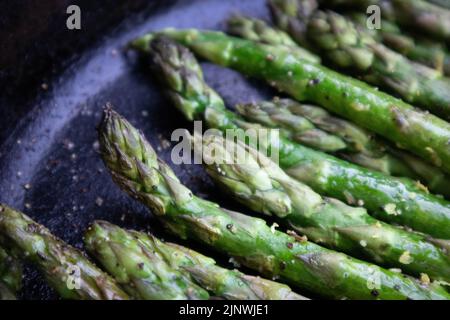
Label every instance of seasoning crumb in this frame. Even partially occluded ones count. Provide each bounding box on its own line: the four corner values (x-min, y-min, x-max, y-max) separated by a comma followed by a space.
92, 141, 100, 151
266, 54, 275, 61
25, 203, 32, 209
95, 197, 104, 207
141, 110, 149, 117
420, 273, 430, 285
63, 139, 75, 150
41, 83, 48, 90
383, 203, 399, 215
270, 222, 279, 234
389, 268, 402, 274
399, 251, 413, 265
23, 183, 31, 190
359, 240, 367, 247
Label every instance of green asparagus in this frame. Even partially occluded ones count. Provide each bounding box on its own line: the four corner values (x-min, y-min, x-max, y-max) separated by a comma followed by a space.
0, 246, 21, 300
87, 221, 306, 300
304, 9, 450, 119
268, 0, 319, 48
390, 0, 450, 42
319, 0, 450, 42
98, 107, 450, 300
84, 221, 209, 300
0, 204, 130, 300
193, 133, 450, 281
133, 30, 450, 174
227, 16, 320, 64
236, 98, 450, 198
132, 35, 450, 239
269, 0, 450, 118
349, 12, 450, 76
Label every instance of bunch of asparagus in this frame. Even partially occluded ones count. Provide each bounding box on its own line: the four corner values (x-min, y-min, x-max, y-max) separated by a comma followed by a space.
6, 0, 450, 301
0, 203, 303, 300
267, 0, 450, 119
319, 0, 450, 43
97, 106, 450, 300
0, 204, 130, 300
132, 36, 450, 240
85, 220, 306, 300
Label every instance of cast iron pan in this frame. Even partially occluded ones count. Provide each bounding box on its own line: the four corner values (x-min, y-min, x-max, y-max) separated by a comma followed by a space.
0, 0, 283, 299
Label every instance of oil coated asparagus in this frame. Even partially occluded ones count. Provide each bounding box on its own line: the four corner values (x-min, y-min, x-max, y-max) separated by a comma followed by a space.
227, 16, 320, 64
269, 1, 450, 118
193, 133, 450, 281
318, 0, 450, 42
86, 221, 307, 300
305, 9, 450, 119
349, 12, 450, 76
84, 221, 209, 300
0, 246, 21, 300
0, 204, 130, 300
132, 30, 450, 175
132, 36, 450, 239
97, 107, 450, 300
236, 98, 450, 198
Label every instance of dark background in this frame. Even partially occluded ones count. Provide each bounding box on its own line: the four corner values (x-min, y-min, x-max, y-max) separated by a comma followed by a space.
0, 0, 282, 299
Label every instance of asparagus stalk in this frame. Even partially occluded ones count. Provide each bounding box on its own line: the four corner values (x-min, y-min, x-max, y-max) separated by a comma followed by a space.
348, 12, 449, 75
319, 0, 450, 42
98, 107, 450, 300
0, 246, 21, 300
0, 204, 130, 300
193, 133, 450, 281
227, 16, 320, 64
84, 221, 209, 300
268, 0, 319, 48
236, 98, 450, 198
86, 221, 307, 300
133, 29, 450, 173
131, 36, 450, 239
303, 9, 450, 119
390, 0, 450, 43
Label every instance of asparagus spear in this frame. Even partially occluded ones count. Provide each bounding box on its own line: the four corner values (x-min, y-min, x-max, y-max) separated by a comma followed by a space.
227, 16, 320, 64
86, 221, 307, 300
319, 0, 450, 42
0, 204, 130, 300
268, 0, 319, 48
132, 36, 450, 239
132, 30, 450, 174
390, 0, 450, 43
348, 12, 449, 75
84, 221, 209, 300
98, 108, 450, 300
304, 9, 450, 119
193, 132, 450, 281
236, 98, 450, 198
270, 0, 450, 118
0, 246, 21, 300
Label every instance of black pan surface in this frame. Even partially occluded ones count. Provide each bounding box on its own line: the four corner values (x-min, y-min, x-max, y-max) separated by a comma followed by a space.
0, 0, 281, 299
